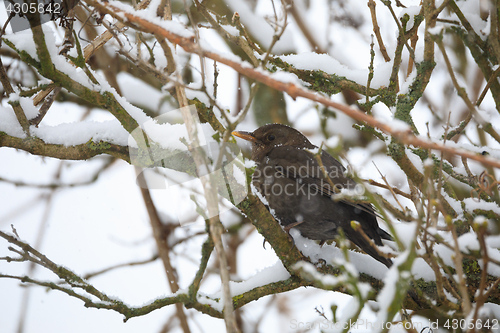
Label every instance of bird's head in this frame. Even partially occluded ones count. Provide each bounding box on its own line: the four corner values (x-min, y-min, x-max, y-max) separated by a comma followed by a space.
232, 124, 316, 161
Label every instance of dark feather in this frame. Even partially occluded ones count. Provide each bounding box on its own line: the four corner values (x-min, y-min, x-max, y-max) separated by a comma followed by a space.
233, 124, 393, 267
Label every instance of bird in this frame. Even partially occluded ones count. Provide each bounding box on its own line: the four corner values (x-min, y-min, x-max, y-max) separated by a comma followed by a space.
232, 123, 393, 268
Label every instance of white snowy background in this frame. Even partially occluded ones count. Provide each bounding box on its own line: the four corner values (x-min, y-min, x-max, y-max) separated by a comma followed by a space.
1, 0, 500, 332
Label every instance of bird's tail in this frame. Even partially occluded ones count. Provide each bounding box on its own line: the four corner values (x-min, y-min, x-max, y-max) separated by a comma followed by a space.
344, 228, 393, 268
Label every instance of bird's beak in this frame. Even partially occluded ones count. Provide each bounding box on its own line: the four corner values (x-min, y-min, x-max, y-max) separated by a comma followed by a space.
232, 131, 257, 142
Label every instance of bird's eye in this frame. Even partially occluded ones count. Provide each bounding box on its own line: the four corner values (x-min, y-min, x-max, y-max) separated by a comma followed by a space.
267, 134, 275, 141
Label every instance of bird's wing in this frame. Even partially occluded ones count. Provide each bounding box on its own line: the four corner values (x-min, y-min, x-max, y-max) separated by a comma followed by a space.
319, 151, 382, 219
266, 146, 380, 219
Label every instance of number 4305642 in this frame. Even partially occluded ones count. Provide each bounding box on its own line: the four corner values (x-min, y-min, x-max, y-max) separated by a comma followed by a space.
5, 2, 61, 16
443, 318, 499, 330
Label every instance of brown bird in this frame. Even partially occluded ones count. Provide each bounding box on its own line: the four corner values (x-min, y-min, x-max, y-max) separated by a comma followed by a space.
233, 124, 392, 267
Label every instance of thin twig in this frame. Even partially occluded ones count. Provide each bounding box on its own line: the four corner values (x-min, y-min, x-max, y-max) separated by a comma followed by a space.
261, 0, 288, 67
366, 35, 375, 106
472, 225, 489, 324
368, 179, 412, 199
381, 0, 416, 60
448, 221, 472, 315
135, 167, 191, 333
0, 57, 30, 134
214, 82, 259, 171
435, 37, 500, 143
367, 0, 391, 62
371, 163, 407, 211
169, 6, 239, 328
192, 0, 259, 67
83, 255, 159, 279
29, 87, 62, 127
285, 0, 325, 53
476, 65, 500, 107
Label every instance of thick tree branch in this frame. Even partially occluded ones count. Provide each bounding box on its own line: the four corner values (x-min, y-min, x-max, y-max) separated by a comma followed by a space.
0, 131, 130, 161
